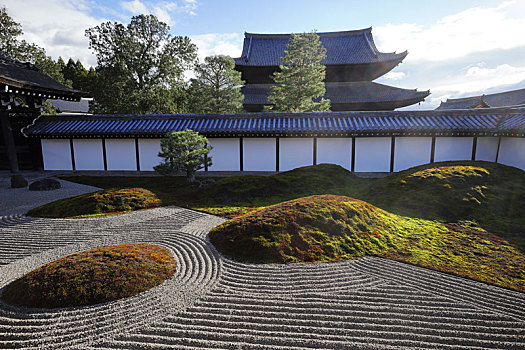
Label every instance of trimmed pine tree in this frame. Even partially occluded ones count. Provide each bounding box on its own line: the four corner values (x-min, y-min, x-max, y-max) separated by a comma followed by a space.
266, 32, 330, 112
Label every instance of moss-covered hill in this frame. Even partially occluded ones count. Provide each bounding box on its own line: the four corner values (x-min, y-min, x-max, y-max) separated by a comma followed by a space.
1, 243, 176, 308
209, 195, 525, 292
28, 188, 161, 218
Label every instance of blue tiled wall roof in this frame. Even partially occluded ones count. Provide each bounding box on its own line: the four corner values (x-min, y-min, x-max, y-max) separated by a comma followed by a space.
23, 108, 525, 138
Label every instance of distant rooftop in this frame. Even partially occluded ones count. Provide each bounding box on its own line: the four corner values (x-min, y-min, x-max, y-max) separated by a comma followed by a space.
0, 56, 85, 100
437, 88, 525, 110
234, 28, 407, 67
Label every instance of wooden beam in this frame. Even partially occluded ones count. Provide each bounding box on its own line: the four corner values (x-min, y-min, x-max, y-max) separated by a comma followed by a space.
495, 136, 502, 163
239, 137, 244, 171
69, 138, 76, 171
102, 138, 108, 171
390, 136, 396, 172
351, 137, 356, 172
276, 137, 280, 172
430, 136, 436, 163
0, 109, 19, 173
471, 136, 478, 161
135, 137, 140, 171
313, 137, 317, 165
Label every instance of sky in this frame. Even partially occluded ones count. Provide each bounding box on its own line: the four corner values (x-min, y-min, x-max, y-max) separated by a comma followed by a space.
3, 0, 525, 109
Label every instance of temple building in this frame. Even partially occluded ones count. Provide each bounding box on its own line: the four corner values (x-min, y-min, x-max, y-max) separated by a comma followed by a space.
234, 28, 430, 112
437, 87, 525, 110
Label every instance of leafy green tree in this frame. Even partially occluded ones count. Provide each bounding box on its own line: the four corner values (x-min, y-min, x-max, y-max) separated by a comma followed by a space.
189, 55, 244, 113
266, 32, 330, 112
86, 14, 197, 114
154, 130, 212, 183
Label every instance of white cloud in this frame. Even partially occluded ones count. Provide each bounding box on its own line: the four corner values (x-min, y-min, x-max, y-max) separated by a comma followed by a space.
190, 33, 243, 62
120, 1, 199, 26
374, 1, 525, 62
3, 0, 101, 67
435, 63, 525, 94
121, 0, 148, 14
382, 71, 406, 80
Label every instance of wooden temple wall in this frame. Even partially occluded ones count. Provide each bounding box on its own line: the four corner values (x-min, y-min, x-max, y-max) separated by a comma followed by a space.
39, 136, 525, 173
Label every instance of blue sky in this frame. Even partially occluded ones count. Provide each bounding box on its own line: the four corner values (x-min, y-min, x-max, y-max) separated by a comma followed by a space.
3, 0, 525, 109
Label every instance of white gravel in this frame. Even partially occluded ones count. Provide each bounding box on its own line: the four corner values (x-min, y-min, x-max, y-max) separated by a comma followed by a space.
0, 175, 99, 216
0, 203, 524, 349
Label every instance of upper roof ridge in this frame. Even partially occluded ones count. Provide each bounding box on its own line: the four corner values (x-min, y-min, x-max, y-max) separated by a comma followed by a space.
244, 28, 372, 40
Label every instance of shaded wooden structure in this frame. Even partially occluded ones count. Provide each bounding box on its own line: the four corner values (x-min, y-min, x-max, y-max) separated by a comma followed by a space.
234, 28, 430, 111
0, 56, 84, 173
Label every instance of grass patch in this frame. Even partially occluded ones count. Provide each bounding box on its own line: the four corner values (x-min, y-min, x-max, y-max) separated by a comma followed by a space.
27, 188, 161, 218
209, 195, 525, 292
1, 243, 176, 308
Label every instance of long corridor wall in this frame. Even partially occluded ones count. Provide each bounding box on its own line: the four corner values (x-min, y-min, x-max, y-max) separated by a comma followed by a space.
40, 135, 525, 172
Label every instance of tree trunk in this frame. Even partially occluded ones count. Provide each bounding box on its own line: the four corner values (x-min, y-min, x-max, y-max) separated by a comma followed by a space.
186, 169, 196, 183
0, 109, 19, 174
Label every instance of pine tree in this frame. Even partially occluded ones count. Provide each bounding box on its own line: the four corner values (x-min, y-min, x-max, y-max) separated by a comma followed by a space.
188, 55, 244, 113
266, 32, 330, 112
154, 130, 212, 183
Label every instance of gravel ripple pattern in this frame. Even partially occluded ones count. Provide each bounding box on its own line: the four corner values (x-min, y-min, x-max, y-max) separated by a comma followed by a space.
0, 207, 524, 349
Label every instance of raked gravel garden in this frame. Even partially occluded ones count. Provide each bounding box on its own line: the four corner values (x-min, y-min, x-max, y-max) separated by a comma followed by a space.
0, 177, 524, 349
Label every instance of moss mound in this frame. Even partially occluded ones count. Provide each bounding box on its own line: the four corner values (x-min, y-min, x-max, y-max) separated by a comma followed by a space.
28, 188, 161, 218
1, 243, 176, 308
365, 161, 525, 239
210, 195, 395, 263
210, 195, 525, 291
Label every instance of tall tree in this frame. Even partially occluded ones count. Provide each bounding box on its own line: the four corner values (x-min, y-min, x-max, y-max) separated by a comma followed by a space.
266, 32, 330, 112
86, 14, 197, 114
188, 55, 244, 113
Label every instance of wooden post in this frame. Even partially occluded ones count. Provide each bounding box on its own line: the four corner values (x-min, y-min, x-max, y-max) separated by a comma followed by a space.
430, 136, 436, 163
0, 109, 19, 173
471, 136, 478, 161
239, 137, 244, 171
390, 136, 396, 173
313, 137, 317, 166
276, 137, 280, 172
351, 137, 356, 172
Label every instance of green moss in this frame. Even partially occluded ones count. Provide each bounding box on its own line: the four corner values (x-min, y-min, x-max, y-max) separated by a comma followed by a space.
1, 243, 176, 308
209, 195, 525, 292
28, 188, 161, 218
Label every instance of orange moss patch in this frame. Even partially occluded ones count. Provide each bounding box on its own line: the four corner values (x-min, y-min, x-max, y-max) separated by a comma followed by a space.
1, 243, 176, 308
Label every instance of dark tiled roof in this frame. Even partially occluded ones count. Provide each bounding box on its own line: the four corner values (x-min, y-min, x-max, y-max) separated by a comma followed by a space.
234, 28, 407, 66
242, 82, 430, 105
23, 108, 525, 138
0, 56, 85, 100
437, 88, 525, 110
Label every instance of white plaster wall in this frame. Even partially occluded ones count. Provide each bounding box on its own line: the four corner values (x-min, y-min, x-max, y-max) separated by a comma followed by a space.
279, 138, 314, 171
208, 138, 240, 171
394, 137, 432, 172
41, 139, 72, 170
105, 139, 137, 171
498, 137, 525, 170
434, 137, 473, 162
138, 139, 162, 171
243, 138, 276, 171
317, 138, 352, 170
475, 137, 499, 162
354, 137, 391, 172
72, 139, 104, 170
